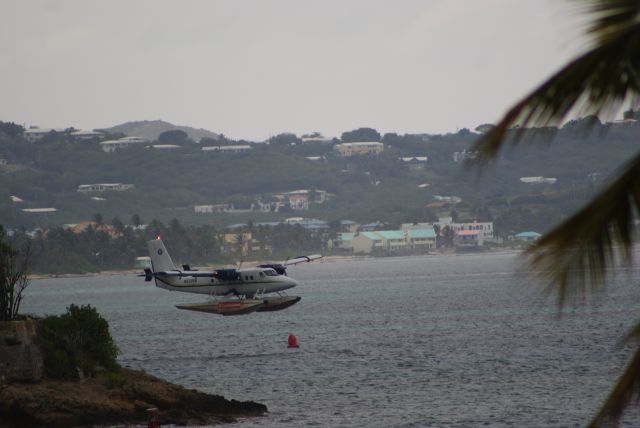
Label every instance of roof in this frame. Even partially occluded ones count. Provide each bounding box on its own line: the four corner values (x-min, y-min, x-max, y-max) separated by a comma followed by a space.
336, 142, 383, 147
408, 229, 436, 239
374, 230, 405, 240
21, 208, 57, 213
457, 230, 479, 236
150, 144, 181, 149
516, 231, 542, 238
360, 232, 383, 241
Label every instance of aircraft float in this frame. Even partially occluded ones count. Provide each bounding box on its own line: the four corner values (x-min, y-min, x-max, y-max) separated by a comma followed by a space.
143, 237, 321, 316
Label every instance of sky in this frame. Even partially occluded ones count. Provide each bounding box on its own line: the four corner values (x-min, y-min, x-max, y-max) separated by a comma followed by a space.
1, 0, 587, 141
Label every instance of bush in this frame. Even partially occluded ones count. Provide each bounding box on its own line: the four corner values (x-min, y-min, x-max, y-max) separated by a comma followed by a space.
37, 304, 119, 379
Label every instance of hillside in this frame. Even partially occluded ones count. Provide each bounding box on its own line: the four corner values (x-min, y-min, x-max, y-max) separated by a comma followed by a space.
103, 120, 220, 142
1, 119, 640, 237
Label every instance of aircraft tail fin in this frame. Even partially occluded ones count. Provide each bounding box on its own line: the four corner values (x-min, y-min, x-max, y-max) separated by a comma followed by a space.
147, 238, 177, 272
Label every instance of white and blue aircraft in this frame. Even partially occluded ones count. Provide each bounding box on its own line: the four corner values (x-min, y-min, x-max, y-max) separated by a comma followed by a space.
144, 237, 321, 315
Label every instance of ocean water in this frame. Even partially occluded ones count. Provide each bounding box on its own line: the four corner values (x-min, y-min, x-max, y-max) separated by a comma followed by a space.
23, 252, 640, 427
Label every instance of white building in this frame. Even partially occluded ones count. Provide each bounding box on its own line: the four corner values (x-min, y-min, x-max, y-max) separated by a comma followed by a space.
334, 142, 384, 156
24, 128, 66, 142
194, 204, 233, 214
453, 149, 477, 163
149, 144, 181, 150
100, 136, 150, 152
77, 183, 134, 193
70, 130, 104, 140
520, 176, 557, 184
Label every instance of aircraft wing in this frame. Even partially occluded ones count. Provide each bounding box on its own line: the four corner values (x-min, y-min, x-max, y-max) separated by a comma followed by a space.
283, 254, 323, 266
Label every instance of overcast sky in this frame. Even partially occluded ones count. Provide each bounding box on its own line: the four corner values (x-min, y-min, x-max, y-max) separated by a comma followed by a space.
1, 1, 587, 140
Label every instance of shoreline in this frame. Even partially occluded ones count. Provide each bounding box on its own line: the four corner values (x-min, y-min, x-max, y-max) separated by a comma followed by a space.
29, 248, 524, 280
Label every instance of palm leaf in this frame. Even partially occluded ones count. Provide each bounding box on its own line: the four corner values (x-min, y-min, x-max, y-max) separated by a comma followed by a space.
525, 149, 640, 307
587, 346, 640, 427
472, 4, 640, 163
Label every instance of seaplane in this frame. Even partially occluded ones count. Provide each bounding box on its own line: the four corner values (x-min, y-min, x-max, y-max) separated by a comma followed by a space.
142, 237, 321, 316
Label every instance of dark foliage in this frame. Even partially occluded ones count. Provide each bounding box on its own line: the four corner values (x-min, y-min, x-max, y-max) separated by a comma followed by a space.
37, 304, 119, 379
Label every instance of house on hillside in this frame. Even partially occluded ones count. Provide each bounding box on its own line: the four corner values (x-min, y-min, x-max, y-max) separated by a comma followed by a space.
201, 145, 252, 153
334, 142, 384, 156
70, 130, 104, 141
453, 149, 477, 163
100, 136, 149, 152
67, 221, 122, 238
77, 183, 134, 193
399, 156, 428, 170
24, 128, 66, 142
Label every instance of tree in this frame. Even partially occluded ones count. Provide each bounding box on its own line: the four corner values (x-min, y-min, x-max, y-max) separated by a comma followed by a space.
158, 129, 189, 145
0, 226, 32, 321
93, 212, 103, 225
341, 127, 381, 142
111, 217, 124, 233
473, 2, 640, 425
131, 213, 142, 227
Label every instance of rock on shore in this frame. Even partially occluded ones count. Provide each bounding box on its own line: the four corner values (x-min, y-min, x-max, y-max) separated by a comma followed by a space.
0, 368, 267, 427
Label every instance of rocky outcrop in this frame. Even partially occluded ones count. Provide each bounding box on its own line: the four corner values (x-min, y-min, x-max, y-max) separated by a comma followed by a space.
0, 368, 267, 427
0, 320, 43, 383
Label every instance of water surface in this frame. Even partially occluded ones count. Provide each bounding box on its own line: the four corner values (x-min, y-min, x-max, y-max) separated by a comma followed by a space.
23, 252, 640, 427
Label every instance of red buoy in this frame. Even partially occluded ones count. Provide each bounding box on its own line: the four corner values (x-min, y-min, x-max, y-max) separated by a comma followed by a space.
287, 334, 299, 348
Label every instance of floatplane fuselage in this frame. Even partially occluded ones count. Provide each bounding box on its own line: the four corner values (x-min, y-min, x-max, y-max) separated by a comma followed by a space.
144, 238, 318, 315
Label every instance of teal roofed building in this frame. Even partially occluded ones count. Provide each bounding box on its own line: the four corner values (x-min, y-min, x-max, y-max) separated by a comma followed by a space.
374, 230, 407, 250
352, 231, 384, 253
407, 228, 436, 250
515, 231, 542, 241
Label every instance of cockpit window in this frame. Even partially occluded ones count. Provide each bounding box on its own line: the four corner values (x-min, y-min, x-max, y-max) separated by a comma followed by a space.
264, 269, 278, 276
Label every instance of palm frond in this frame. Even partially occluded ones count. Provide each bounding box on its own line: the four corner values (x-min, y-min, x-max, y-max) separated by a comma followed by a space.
620, 319, 640, 346
525, 150, 640, 307
472, 22, 640, 164
584, 0, 640, 44
587, 346, 640, 427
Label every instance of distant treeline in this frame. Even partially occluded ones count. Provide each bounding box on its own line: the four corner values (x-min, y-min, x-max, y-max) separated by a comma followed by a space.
17, 218, 332, 274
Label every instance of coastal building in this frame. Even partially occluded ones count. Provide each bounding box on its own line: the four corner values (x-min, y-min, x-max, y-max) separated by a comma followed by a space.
374, 230, 407, 251
435, 217, 494, 243
24, 127, 66, 142
407, 228, 436, 250
514, 231, 542, 241
334, 142, 384, 156
455, 230, 482, 247
352, 232, 384, 253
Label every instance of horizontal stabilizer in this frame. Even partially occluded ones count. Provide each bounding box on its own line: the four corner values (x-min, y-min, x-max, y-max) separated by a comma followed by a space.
284, 254, 323, 266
